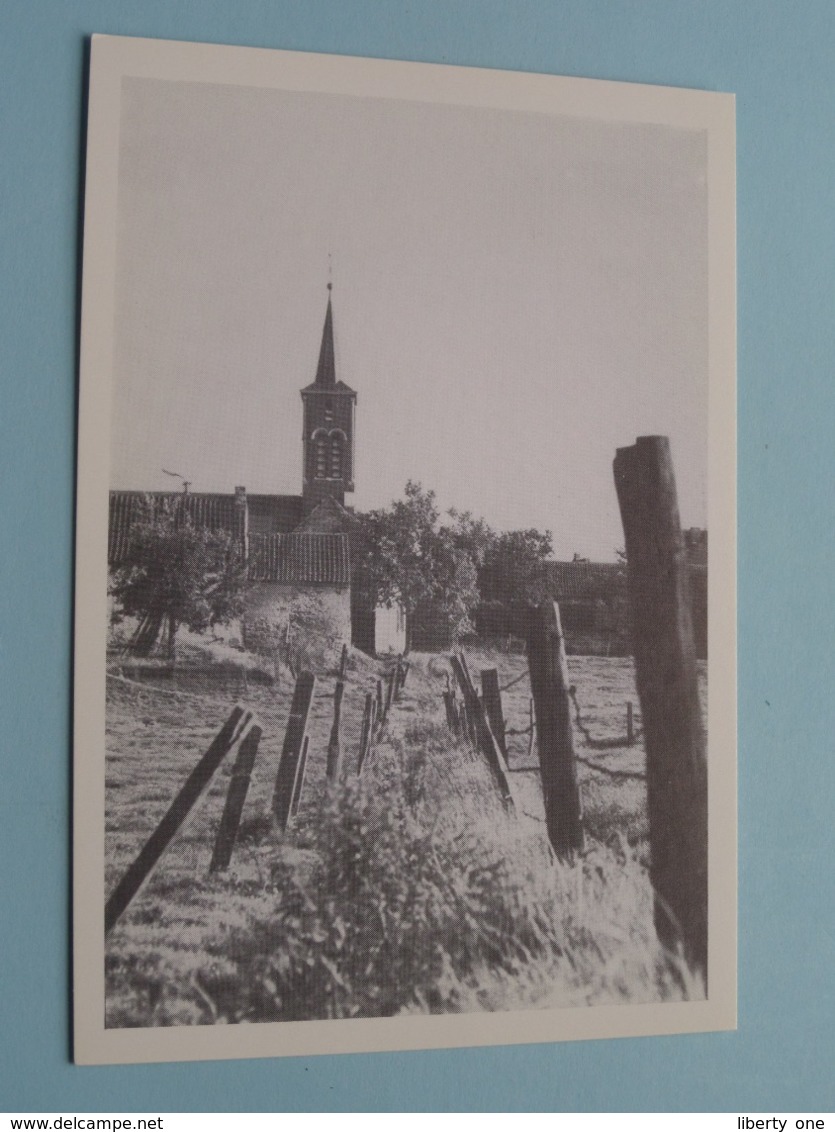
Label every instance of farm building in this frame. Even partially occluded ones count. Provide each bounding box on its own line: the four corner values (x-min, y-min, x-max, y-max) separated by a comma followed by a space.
107, 289, 405, 659
474, 545, 707, 658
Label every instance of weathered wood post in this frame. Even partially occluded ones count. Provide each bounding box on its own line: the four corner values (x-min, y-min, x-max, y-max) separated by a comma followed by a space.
326, 678, 345, 781
339, 642, 349, 680
375, 679, 384, 724
106, 705, 251, 932
384, 667, 397, 721
209, 721, 263, 873
614, 435, 707, 976
290, 735, 310, 819
481, 668, 508, 760
450, 655, 514, 807
526, 603, 584, 858
357, 691, 376, 774
442, 690, 457, 733
272, 671, 315, 831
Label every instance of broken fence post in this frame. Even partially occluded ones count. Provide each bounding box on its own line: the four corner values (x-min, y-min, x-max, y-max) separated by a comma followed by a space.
290, 735, 309, 819
384, 667, 396, 721
614, 434, 707, 976
326, 679, 345, 780
526, 603, 584, 858
450, 654, 514, 808
272, 671, 315, 831
357, 691, 376, 774
106, 704, 251, 933
209, 721, 263, 873
481, 668, 508, 760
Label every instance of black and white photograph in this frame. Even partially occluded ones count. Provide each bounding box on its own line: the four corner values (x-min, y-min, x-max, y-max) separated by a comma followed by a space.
74, 36, 736, 1064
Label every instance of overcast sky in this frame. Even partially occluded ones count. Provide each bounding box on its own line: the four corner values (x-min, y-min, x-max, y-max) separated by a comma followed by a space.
111, 76, 708, 561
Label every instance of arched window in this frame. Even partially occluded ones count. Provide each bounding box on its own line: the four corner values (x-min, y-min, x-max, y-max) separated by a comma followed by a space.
330, 432, 343, 479
312, 430, 328, 479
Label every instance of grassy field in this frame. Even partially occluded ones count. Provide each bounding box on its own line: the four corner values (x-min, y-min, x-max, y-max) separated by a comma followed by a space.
104, 640, 705, 1026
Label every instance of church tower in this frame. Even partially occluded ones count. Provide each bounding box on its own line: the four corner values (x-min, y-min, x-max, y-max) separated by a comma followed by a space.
301, 286, 356, 515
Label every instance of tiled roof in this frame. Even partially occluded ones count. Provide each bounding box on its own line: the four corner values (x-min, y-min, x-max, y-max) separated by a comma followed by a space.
544, 561, 624, 600
108, 492, 236, 565
248, 533, 350, 586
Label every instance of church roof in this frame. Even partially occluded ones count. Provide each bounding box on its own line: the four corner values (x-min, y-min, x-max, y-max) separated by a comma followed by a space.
299, 294, 356, 396
248, 532, 350, 586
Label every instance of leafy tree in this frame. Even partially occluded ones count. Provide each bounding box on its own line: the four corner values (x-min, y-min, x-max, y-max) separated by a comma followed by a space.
109, 497, 247, 657
479, 527, 554, 606
354, 482, 485, 645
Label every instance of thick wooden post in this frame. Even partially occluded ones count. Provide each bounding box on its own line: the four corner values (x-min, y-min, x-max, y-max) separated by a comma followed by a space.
106, 705, 250, 932
339, 642, 349, 680
326, 679, 345, 781
481, 669, 508, 760
272, 671, 315, 831
526, 603, 584, 858
209, 722, 263, 873
614, 435, 707, 976
290, 735, 310, 819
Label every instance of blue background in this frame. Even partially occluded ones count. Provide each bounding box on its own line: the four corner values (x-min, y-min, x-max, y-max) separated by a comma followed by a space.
1, 0, 833, 1113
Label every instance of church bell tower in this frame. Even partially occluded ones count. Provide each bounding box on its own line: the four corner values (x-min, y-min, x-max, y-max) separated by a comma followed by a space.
301, 285, 356, 515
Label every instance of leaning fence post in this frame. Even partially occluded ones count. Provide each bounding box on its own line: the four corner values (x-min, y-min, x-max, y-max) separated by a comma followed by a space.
290, 735, 310, 819
450, 655, 514, 807
357, 691, 375, 774
272, 671, 315, 831
614, 434, 707, 977
209, 722, 263, 873
106, 705, 251, 932
481, 669, 508, 760
526, 603, 584, 858
326, 679, 345, 780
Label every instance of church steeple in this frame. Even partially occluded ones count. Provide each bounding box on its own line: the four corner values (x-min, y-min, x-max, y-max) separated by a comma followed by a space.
300, 286, 357, 515
313, 286, 336, 387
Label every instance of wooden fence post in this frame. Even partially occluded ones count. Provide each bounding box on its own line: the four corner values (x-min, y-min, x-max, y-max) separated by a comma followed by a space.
614, 434, 707, 976
339, 642, 349, 680
106, 705, 251, 933
326, 679, 345, 781
209, 722, 263, 873
526, 603, 584, 858
357, 691, 375, 774
375, 679, 384, 723
450, 655, 514, 807
442, 690, 457, 733
272, 671, 315, 831
383, 668, 396, 723
481, 668, 508, 760
290, 735, 310, 819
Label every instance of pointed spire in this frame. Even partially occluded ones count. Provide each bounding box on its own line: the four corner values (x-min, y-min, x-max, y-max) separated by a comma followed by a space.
314, 287, 336, 387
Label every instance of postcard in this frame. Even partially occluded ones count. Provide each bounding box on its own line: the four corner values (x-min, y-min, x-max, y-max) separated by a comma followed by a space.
74, 34, 736, 1064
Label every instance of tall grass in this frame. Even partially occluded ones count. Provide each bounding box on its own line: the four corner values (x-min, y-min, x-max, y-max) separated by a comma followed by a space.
189, 722, 701, 1024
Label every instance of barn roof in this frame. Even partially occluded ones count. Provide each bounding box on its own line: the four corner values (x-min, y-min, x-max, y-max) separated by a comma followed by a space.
108, 491, 237, 565
544, 560, 623, 600
248, 532, 350, 586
